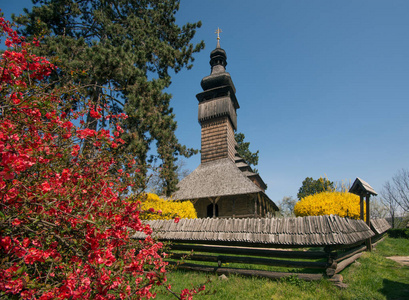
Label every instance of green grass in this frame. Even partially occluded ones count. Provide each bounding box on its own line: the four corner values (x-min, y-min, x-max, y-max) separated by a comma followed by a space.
375, 237, 409, 256
153, 237, 409, 300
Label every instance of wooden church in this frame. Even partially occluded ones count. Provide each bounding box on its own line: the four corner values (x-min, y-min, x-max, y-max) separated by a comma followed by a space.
173, 34, 279, 218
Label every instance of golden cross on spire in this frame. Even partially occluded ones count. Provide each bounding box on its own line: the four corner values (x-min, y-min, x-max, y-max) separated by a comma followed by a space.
215, 27, 222, 48
215, 27, 222, 40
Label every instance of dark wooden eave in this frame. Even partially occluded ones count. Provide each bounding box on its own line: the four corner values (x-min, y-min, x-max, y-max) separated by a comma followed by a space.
234, 154, 268, 190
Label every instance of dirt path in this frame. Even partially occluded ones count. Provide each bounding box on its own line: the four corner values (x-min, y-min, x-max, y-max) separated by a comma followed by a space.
386, 256, 409, 266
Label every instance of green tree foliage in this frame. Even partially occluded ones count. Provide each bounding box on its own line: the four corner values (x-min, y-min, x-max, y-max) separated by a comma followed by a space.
297, 176, 334, 200
14, 0, 204, 195
235, 132, 259, 172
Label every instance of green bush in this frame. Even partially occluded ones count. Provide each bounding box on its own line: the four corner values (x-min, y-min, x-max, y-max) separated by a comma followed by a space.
388, 228, 409, 239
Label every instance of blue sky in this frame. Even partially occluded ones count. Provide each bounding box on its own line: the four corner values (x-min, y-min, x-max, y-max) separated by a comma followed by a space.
2, 1, 408, 203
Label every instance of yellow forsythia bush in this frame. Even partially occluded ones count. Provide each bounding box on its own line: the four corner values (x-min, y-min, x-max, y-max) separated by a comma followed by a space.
294, 191, 363, 219
130, 193, 197, 220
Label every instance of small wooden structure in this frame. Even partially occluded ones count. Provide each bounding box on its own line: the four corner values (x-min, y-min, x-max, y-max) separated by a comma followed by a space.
349, 178, 378, 251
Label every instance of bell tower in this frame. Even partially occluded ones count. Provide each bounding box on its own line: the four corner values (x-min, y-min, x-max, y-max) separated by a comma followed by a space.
196, 29, 240, 163
173, 29, 279, 218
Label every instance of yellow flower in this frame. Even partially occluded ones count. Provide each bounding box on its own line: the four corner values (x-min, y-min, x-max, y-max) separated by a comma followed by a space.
129, 193, 197, 220
294, 191, 363, 219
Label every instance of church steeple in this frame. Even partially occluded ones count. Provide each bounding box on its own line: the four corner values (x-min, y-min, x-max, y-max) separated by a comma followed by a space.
196, 30, 240, 163
173, 29, 279, 219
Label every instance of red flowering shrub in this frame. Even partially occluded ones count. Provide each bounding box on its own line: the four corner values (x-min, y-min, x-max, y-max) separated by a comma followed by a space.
0, 16, 203, 299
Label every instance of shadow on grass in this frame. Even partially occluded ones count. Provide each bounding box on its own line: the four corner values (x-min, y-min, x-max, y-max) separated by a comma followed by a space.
379, 279, 409, 300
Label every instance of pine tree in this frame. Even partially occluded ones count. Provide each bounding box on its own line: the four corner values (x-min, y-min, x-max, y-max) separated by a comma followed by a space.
14, 0, 204, 195
235, 132, 259, 172
297, 177, 335, 200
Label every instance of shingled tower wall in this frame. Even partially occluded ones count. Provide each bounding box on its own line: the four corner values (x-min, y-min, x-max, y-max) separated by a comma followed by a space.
196, 41, 239, 163
201, 117, 235, 163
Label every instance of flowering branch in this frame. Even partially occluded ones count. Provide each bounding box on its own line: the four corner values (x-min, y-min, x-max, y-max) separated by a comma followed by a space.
0, 15, 174, 299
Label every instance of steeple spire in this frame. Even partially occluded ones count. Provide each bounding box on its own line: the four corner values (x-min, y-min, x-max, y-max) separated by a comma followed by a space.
215, 27, 222, 48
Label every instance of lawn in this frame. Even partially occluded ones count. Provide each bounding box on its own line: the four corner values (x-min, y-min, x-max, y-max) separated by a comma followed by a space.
154, 237, 409, 300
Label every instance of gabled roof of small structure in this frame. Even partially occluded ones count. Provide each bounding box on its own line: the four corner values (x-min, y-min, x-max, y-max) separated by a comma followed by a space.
349, 177, 378, 196
133, 215, 375, 247
173, 158, 275, 208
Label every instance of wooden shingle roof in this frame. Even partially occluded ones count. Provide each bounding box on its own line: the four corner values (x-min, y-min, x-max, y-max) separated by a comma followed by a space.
349, 177, 378, 196
173, 158, 264, 200
370, 218, 391, 235
133, 215, 374, 247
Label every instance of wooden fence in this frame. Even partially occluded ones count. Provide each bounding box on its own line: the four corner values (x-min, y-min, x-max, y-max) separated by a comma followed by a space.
133, 216, 391, 281
166, 241, 377, 281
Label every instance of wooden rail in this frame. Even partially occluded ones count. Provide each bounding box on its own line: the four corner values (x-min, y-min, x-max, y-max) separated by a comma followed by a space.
170, 244, 328, 259
168, 261, 324, 281
170, 253, 329, 269
167, 241, 370, 280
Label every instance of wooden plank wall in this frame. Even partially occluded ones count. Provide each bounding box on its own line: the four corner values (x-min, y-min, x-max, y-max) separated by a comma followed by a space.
193, 194, 270, 219
198, 96, 237, 129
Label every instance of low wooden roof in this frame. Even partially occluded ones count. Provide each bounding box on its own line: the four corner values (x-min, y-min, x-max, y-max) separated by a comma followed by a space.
349, 177, 378, 196
370, 218, 391, 235
173, 158, 273, 204
133, 215, 374, 247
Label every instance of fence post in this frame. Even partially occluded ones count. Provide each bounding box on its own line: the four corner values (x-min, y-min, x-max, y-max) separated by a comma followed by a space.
360, 195, 364, 220
366, 194, 372, 251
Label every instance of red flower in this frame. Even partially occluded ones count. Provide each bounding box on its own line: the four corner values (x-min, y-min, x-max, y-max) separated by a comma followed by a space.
0, 15, 172, 300
11, 218, 21, 226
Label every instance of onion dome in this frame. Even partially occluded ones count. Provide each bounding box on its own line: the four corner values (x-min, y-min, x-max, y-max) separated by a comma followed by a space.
196, 28, 240, 129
